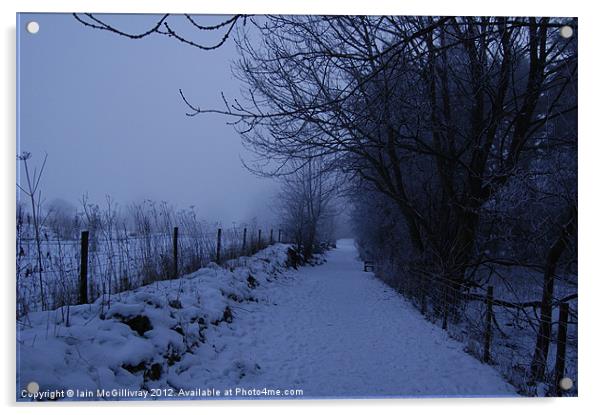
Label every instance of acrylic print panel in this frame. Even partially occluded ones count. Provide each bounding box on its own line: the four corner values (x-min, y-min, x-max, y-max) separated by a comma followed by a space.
16, 13, 577, 401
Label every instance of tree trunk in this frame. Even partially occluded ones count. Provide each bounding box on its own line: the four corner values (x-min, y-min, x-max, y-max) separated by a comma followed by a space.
530, 205, 577, 381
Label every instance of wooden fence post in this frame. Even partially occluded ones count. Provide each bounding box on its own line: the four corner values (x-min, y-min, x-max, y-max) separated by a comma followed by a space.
278, 229, 282, 243
270, 229, 274, 244
483, 285, 494, 363
79, 230, 89, 305
216, 228, 222, 264
258, 229, 262, 249
242, 227, 247, 253
441, 283, 448, 330
420, 277, 427, 315
554, 302, 570, 396
173, 226, 179, 278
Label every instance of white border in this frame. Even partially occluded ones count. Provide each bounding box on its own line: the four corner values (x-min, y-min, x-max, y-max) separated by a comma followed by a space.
2, 1, 599, 414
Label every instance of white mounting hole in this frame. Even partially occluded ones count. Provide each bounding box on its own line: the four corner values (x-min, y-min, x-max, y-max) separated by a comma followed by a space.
26, 381, 40, 394
560, 25, 573, 39
559, 377, 573, 391
26, 21, 40, 34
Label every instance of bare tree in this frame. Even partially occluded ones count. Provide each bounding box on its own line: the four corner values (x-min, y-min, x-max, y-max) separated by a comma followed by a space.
17, 152, 49, 310
73, 13, 248, 51
278, 155, 338, 260
180, 15, 575, 278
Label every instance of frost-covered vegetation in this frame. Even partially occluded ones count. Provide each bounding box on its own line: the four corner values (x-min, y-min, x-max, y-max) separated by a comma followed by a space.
16, 195, 276, 317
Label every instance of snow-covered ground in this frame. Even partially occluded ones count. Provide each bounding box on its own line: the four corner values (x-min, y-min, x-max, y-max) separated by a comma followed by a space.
17, 239, 516, 401
17, 226, 251, 315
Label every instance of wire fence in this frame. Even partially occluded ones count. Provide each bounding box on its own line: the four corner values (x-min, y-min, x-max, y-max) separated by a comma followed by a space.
16, 223, 286, 318
362, 255, 577, 397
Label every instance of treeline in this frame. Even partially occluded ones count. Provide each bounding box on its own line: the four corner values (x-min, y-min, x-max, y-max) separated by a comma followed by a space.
198, 16, 577, 392
275, 157, 339, 261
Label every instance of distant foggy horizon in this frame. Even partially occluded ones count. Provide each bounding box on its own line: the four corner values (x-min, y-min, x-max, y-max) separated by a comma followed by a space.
17, 13, 279, 226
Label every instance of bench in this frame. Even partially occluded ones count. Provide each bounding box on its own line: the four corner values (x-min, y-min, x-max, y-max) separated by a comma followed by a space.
363, 260, 375, 272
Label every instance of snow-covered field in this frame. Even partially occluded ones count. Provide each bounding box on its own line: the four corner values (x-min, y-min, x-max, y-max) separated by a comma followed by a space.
17, 239, 516, 401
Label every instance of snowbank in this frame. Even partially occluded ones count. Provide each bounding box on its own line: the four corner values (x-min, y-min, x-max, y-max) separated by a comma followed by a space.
17, 243, 292, 401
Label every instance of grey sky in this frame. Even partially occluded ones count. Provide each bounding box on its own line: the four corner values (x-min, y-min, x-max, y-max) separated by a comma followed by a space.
17, 13, 277, 225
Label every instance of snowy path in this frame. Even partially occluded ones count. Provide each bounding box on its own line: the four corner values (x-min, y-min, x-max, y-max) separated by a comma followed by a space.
176, 239, 516, 398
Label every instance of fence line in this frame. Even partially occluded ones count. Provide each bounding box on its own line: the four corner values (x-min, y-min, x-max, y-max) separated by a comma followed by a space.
17, 223, 289, 317
360, 256, 577, 397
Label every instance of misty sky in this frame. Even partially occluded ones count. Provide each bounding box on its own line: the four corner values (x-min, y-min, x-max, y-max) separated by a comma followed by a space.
17, 13, 278, 225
